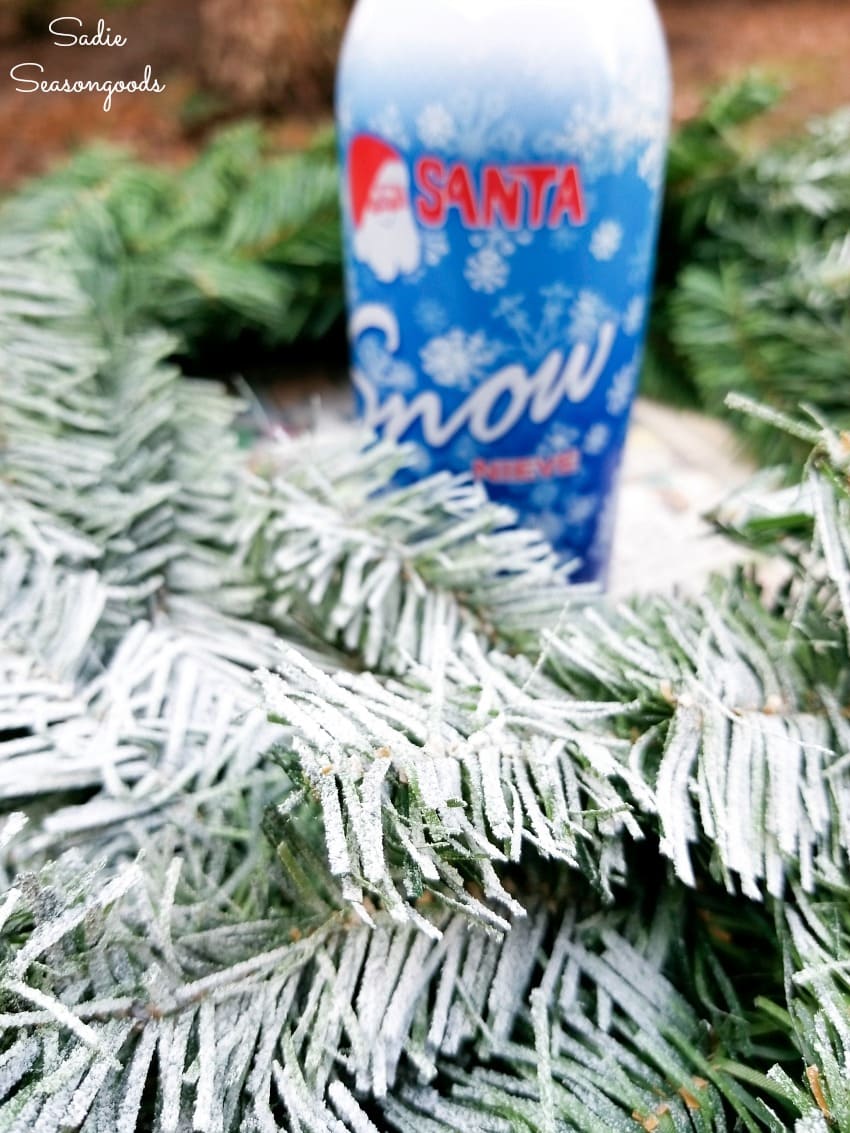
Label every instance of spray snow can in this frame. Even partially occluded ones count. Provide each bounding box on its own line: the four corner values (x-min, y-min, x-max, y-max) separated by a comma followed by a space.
336, 0, 671, 584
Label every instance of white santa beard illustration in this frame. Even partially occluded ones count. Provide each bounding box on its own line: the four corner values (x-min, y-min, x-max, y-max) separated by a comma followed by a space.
354, 205, 422, 283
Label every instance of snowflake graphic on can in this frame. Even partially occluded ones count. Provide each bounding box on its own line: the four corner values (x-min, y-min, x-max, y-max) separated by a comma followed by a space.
368, 104, 409, 148
537, 71, 668, 187
542, 106, 609, 169
422, 231, 451, 267
493, 294, 532, 344
539, 423, 581, 456
469, 230, 519, 256
607, 361, 640, 415
584, 423, 611, 456
358, 337, 418, 392
623, 296, 647, 336
465, 247, 510, 294
540, 282, 573, 324
568, 290, 616, 344
416, 103, 456, 149
451, 92, 526, 161
420, 329, 502, 391
530, 480, 560, 510
415, 299, 450, 335
567, 494, 599, 527
590, 220, 624, 262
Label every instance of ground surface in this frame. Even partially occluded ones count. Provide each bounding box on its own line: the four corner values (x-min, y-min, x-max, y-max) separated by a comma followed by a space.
662, 0, 850, 128
1, 0, 850, 186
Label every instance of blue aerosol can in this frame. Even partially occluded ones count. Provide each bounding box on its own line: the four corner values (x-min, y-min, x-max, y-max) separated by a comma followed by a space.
336, 0, 671, 584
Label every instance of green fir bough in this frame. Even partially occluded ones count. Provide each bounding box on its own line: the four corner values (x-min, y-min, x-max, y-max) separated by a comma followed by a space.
650, 78, 850, 464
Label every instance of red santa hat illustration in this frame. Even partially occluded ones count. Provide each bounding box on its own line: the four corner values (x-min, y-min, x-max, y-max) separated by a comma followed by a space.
349, 135, 404, 227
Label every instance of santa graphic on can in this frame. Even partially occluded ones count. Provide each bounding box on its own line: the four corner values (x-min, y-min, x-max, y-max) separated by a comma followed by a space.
348, 135, 422, 283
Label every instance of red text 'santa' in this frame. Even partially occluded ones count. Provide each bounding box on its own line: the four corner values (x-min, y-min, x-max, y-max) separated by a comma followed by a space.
414, 159, 587, 231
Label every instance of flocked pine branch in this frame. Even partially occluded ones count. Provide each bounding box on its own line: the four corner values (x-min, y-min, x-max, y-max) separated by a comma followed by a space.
771, 890, 850, 1132
0, 846, 790, 1133
260, 637, 642, 932
251, 434, 579, 669
6, 138, 850, 1133
0, 226, 573, 669
541, 574, 850, 901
